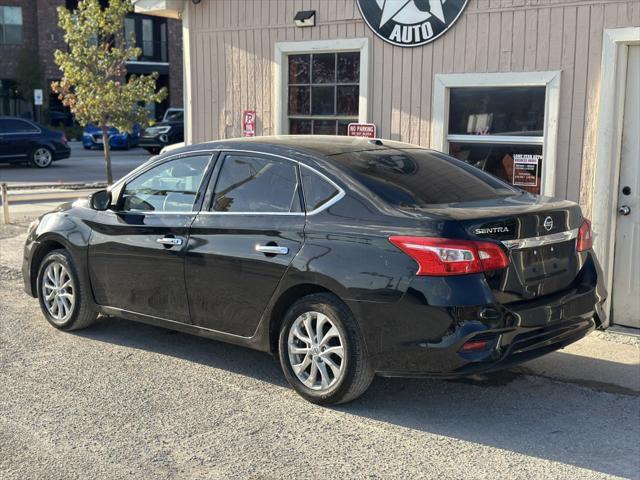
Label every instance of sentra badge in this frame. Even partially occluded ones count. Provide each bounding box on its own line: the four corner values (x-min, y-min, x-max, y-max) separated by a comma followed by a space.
474, 226, 511, 235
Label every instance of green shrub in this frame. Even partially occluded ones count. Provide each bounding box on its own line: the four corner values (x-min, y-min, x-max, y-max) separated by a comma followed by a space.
49, 124, 84, 141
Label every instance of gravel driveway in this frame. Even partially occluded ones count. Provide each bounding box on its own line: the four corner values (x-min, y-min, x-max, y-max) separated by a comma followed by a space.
1, 223, 639, 479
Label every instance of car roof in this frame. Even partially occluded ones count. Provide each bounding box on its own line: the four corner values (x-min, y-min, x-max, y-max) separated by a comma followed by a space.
164, 135, 423, 160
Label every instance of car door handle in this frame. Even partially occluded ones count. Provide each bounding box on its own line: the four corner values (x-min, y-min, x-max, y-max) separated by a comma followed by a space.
255, 245, 289, 255
156, 237, 183, 246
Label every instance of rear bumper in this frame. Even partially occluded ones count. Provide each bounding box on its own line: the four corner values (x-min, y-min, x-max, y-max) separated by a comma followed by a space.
358, 252, 606, 378
53, 145, 71, 160
376, 316, 596, 379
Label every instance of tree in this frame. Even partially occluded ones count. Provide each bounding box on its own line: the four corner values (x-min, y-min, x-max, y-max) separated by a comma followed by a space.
15, 46, 45, 118
52, 0, 167, 185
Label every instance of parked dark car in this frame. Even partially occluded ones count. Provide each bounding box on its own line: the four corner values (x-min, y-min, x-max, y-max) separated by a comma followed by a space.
82, 124, 140, 150
0, 117, 70, 168
139, 109, 184, 154
47, 107, 75, 127
22, 136, 607, 404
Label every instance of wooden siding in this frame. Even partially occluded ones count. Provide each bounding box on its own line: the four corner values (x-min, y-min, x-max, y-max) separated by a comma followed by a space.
186, 0, 640, 205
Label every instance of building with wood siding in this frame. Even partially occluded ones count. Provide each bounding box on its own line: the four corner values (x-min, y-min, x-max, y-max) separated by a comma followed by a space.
135, 0, 639, 328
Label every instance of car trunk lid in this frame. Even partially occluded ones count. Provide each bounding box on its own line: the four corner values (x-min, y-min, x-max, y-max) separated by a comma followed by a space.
412, 196, 585, 303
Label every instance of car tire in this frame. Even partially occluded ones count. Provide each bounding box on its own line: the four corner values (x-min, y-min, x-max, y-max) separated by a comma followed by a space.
278, 293, 374, 405
36, 250, 98, 331
31, 147, 53, 168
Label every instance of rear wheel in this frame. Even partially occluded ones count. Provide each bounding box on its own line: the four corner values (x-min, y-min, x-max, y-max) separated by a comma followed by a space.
278, 293, 374, 405
31, 147, 53, 168
37, 250, 98, 331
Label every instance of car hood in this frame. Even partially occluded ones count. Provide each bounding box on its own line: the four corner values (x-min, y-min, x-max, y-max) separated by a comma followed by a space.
149, 121, 181, 128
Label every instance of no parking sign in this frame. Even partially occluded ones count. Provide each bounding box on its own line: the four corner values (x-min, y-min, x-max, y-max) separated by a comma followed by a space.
242, 110, 256, 137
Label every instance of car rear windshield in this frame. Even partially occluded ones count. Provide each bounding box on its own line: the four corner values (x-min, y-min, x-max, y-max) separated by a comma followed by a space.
329, 148, 517, 207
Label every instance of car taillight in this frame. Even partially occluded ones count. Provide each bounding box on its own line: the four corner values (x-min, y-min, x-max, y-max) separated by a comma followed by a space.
388, 236, 510, 276
576, 218, 593, 252
61, 133, 68, 145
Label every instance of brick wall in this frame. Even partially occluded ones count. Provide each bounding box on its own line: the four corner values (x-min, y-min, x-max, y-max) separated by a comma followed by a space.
35, 0, 66, 81
0, 0, 38, 79
1, 1, 183, 109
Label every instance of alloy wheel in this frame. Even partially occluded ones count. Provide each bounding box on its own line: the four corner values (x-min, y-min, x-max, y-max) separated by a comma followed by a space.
287, 311, 345, 390
41, 261, 75, 324
33, 148, 52, 167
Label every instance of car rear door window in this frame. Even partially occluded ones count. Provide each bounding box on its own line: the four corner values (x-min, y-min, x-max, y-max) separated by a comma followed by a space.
212, 154, 301, 213
330, 149, 516, 207
301, 166, 340, 212
2, 119, 38, 133
121, 155, 210, 212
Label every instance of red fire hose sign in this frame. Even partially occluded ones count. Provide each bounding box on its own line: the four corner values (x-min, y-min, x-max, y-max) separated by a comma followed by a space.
242, 110, 256, 137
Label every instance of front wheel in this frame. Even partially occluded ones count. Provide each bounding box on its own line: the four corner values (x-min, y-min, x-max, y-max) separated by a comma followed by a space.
37, 250, 98, 331
31, 147, 53, 168
278, 293, 374, 405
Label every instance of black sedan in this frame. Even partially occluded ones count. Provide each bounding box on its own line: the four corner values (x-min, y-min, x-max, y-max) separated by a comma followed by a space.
22, 136, 607, 404
0, 117, 71, 168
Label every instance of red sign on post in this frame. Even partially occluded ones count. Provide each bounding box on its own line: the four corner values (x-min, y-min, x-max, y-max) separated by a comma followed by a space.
242, 110, 256, 137
347, 123, 376, 138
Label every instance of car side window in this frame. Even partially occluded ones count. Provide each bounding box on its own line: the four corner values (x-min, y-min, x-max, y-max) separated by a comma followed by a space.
301, 167, 340, 212
121, 155, 210, 212
2, 119, 38, 133
212, 154, 301, 213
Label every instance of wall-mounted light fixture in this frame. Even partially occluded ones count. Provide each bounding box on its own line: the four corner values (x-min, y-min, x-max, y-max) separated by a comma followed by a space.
294, 10, 316, 28
192, 0, 201, 4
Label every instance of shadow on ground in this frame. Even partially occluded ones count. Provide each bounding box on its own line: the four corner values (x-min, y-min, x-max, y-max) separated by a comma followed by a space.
78, 316, 640, 478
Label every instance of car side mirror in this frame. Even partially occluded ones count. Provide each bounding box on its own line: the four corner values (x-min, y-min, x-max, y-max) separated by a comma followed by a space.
90, 189, 112, 211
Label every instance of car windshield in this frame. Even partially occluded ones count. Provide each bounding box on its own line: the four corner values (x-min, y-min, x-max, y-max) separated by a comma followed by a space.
163, 109, 183, 122
329, 148, 518, 207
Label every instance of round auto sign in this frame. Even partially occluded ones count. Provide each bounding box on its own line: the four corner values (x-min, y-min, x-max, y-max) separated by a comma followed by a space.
357, 0, 469, 47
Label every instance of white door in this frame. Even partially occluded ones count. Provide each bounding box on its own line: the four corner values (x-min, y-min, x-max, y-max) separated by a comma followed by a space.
612, 45, 640, 328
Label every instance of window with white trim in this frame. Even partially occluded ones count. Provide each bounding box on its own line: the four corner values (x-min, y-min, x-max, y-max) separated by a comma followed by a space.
446, 86, 546, 194
287, 52, 360, 136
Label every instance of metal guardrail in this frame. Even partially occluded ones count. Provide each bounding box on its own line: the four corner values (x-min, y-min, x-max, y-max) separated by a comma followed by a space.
4, 182, 107, 191
1, 182, 103, 224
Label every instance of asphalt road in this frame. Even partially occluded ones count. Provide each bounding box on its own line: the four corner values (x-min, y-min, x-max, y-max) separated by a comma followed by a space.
0, 142, 151, 186
1, 226, 639, 480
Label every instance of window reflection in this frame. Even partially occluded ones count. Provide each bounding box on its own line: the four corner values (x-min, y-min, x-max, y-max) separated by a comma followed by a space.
287, 51, 360, 136
449, 87, 545, 136
449, 143, 543, 194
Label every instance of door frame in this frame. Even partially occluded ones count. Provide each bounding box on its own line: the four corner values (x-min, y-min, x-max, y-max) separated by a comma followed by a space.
592, 27, 640, 325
